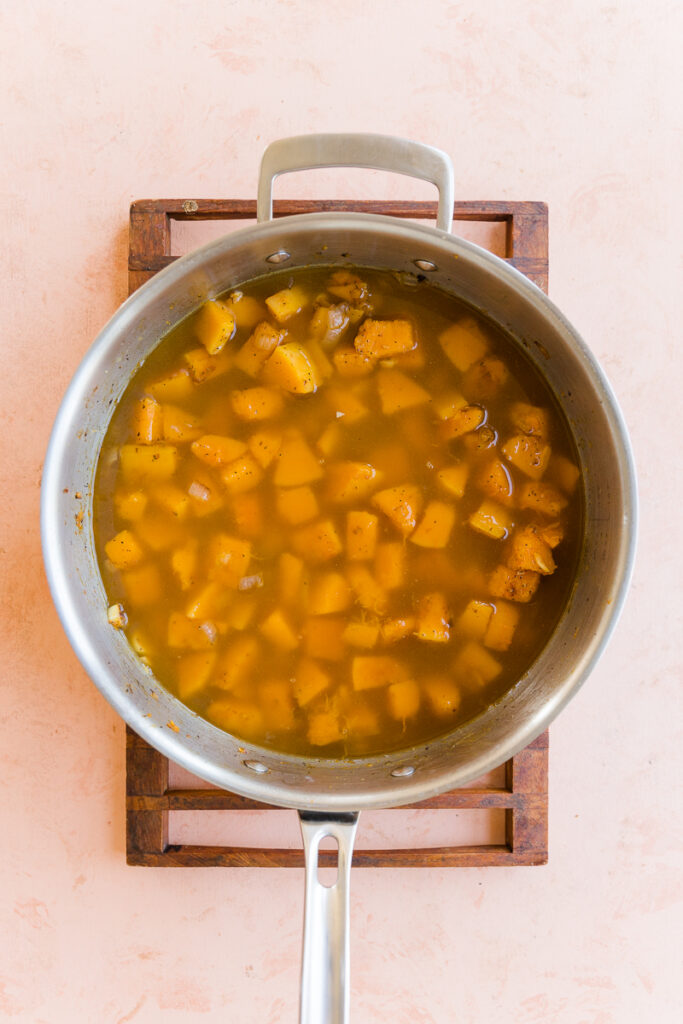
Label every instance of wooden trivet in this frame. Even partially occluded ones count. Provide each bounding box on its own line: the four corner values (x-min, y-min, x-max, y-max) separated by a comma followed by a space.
126, 197, 549, 868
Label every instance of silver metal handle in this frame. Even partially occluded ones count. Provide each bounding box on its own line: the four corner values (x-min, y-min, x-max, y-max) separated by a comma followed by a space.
299, 810, 360, 1024
257, 133, 454, 231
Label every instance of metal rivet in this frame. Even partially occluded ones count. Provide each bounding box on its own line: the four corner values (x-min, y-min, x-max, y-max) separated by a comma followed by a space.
182, 200, 199, 214
266, 250, 291, 264
390, 765, 415, 778
413, 259, 437, 272
243, 759, 269, 774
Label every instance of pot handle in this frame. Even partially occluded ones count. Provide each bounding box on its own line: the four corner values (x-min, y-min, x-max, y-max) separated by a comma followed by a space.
298, 810, 360, 1024
257, 133, 454, 232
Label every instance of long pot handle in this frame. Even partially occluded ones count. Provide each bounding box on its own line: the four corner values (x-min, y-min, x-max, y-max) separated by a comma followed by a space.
257, 133, 454, 231
298, 810, 360, 1024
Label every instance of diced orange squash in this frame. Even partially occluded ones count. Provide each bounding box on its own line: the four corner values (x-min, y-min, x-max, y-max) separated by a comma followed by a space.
547, 453, 581, 494
489, 565, 540, 603
208, 533, 251, 586
345, 705, 380, 737
308, 710, 345, 747
265, 285, 309, 323
261, 342, 319, 394
424, 675, 461, 717
343, 619, 380, 648
279, 552, 306, 608
305, 338, 334, 381
167, 612, 216, 650
171, 540, 198, 590
234, 321, 284, 376
119, 444, 178, 483
187, 475, 224, 517
221, 290, 267, 331
415, 592, 451, 643
258, 678, 296, 731
207, 698, 264, 738
455, 600, 493, 639
502, 434, 551, 480
346, 510, 378, 560
324, 387, 369, 424
440, 405, 485, 440
476, 459, 513, 502
292, 519, 343, 563
325, 461, 378, 503
273, 432, 323, 486
453, 641, 502, 685
248, 428, 283, 469
461, 356, 510, 400
436, 463, 469, 499
294, 658, 331, 706
372, 484, 423, 536
352, 655, 406, 690
183, 345, 233, 383
214, 634, 260, 690
327, 269, 368, 303
135, 511, 184, 552
221, 454, 264, 494
538, 521, 565, 549
147, 369, 194, 404
346, 564, 388, 615
308, 572, 352, 615
104, 529, 145, 569
411, 501, 455, 548
128, 629, 153, 660
439, 317, 489, 371
121, 564, 163, 607
231, 386, 285, 422
380, 616, 415, 644
115, 490, 148, 522
507, 526, 556, 575
191, 435, 247, 467
231, 491, 264, 539
259, 609, 300, 650
468, 501, 513, 540
176, 651, 217, 701
394, 336, 427, 370
483, 601, 520, 651
195, 299, 236, 354
387, 679, 420, 720
332, 346, 375, 377
277, 485, 319, 525
304, 617, 346, 661
376, 368, 430, 415
131, 396, 162, 444
316, 422, 342, 457
374, 542, 405, 590
510, 402, 550, 439
226, 595, 258, 631
185, 581, 232, 621
433, 390, 468, 420
518, 481, 568, 518
161, 404, 202, 442
355, 319, 415, 359
152, 484, 190, 519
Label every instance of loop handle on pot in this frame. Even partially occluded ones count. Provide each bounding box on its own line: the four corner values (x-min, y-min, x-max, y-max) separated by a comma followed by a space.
298, 810, 360, 1024
257, 133, 455, 232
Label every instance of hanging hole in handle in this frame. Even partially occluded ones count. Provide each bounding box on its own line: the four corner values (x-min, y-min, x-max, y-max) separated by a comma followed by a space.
317, 834, 340, 888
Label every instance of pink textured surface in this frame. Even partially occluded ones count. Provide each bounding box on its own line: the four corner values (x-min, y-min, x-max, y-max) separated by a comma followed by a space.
1, 1, 681, 1021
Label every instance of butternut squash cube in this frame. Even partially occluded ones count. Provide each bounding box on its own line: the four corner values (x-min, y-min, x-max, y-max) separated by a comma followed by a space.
327, 269, 368, 303
345, 705, 380, 737
374, 542, 405, 590
502, 434, 551, 480
265, 284, 309, 323
105, 530, 145, 570
343, 620, 380, 648
152, 484, 190, 519
346, 510, 379, 560
176, 651, 217, 701
468, 501, 513, 541
316, 422, 342, 457
308, 572, 352, 615
226, 595, 258, 631
436, 463, 469, 499
387, 679, 420, 720
259, 609, 300, 651
187, 475, 224, 517
333, 346, 375, 377
273, 432, 323, 486
346, 564, 388, 615
131, 396, 162, 444
171, 540, 198, 590
262, 343, 319, 394
214, 634, 260, 690
453, 641, 502, 686
308, 710, 344, 747
476, 459, 513, 502
461, 356, 510, 401
510, 402, 550, 439
121, 565, 163, 607
433, 390, 468, 421
185, 581, 232, 621
439, 317, 489, 371
547, 453, 581, 494
134, 512, 184, 553
424, 675, 461, 717
483, 601, 520, 651
440, 405, 485, 440
222, 290, 267, 331
277, 485, 319, 525
207, 698, 264, 739
355, 319, 415, 359
305, 617, 346, 661
279, 552, 306, 608
507, 526, 556, 575
234, 321, 284, 376
191, 435, 247, 467
488, 565, 540, 603
380, 616, 415, 644
294, 658, 331, 706
538, 521, 565, 549
115, 490, 148, 522
248, 428, 283, 469
119, 444, 178, 483
167, 612, 216, 650
148, 369, 194, 404
518, 481, 568, 518
231, 491, 264, 539
292, 519, 343, 563
161, 404, 202, 443
324, 387, 369, 424
258, 678, 296, 731
325, 461, 378, 503
208, 533, 252, 587
183, 345, 233, 383
352, 655, 406, 690
415, 592, 451, 643
455, 600, 493, 639
220, 454, 264, 494
376, 368, 430, 415
372, 484, 423, 536
195, 299, 236, 354
411, 501, 455, 548
231, 386, 285, 422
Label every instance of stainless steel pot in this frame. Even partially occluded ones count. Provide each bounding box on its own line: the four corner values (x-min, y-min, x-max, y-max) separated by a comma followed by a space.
41, 134, 637, 1023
